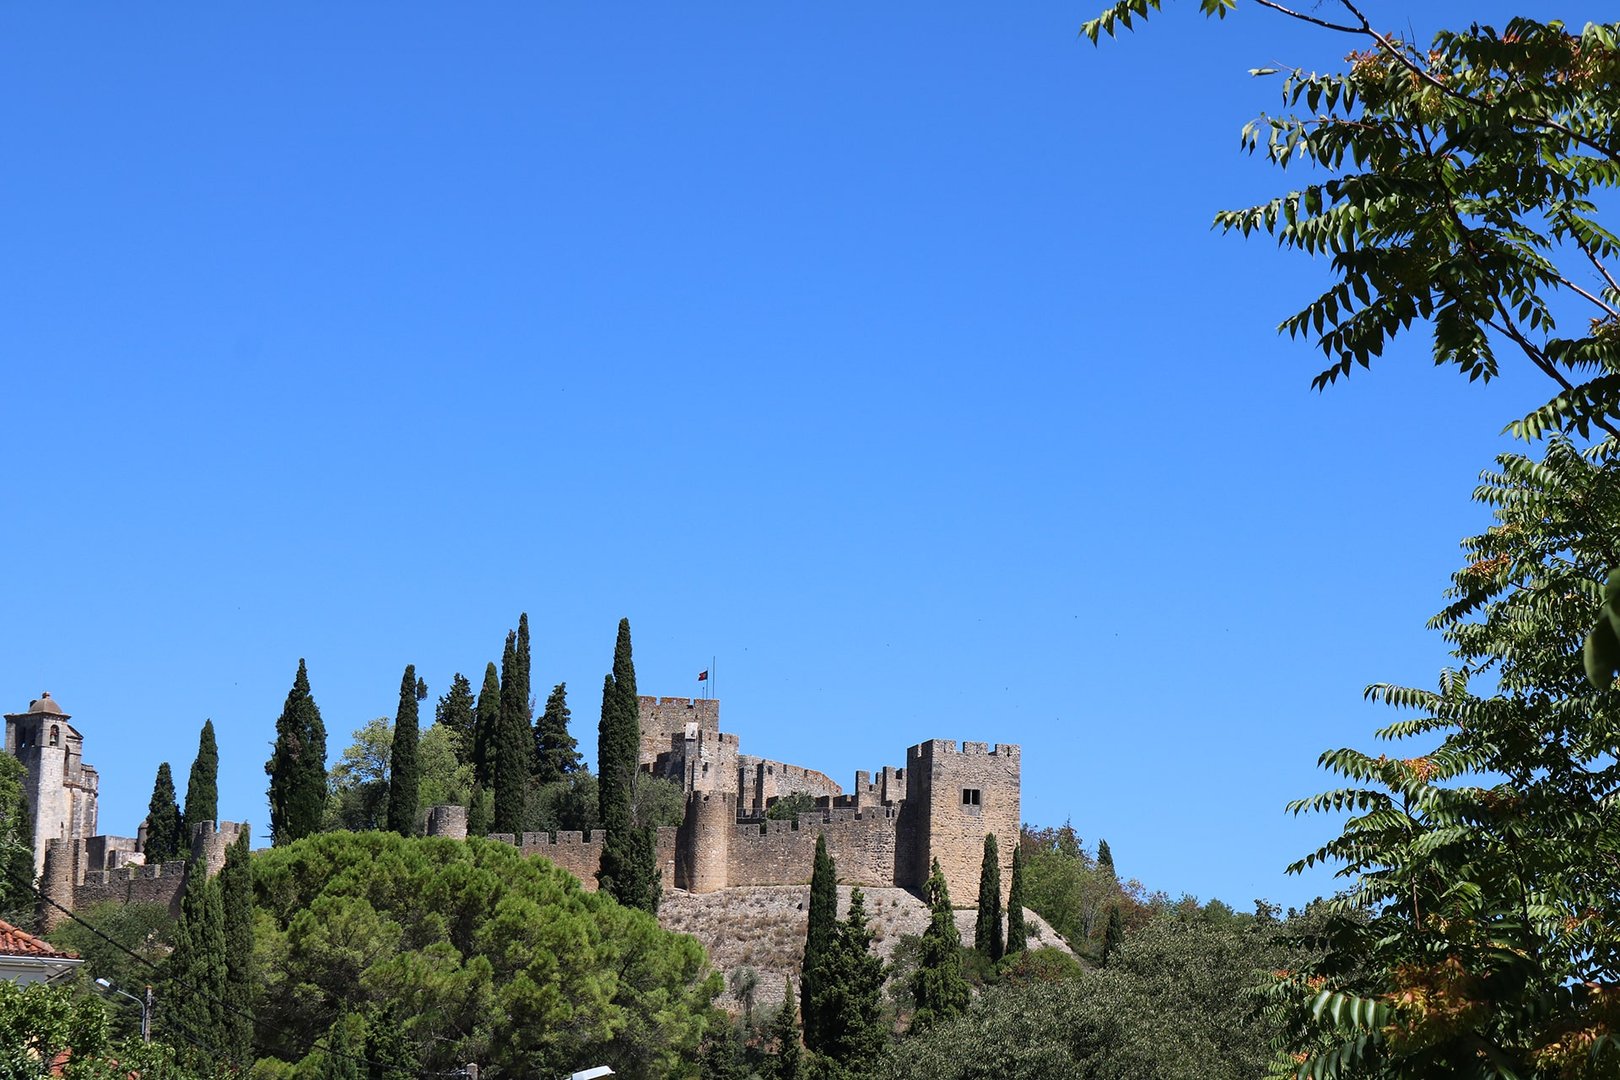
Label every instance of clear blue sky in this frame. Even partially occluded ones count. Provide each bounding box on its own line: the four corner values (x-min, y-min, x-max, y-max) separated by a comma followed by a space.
0, 1, 1581, 911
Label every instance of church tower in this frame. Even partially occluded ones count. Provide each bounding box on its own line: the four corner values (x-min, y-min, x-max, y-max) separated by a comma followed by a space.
3, 693, 99, 877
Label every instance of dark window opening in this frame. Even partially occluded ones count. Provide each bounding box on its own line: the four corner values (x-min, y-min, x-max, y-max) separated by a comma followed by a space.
962, 788, 981, 806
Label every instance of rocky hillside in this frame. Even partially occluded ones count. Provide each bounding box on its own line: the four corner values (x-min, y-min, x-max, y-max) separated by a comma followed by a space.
657, 884, 1072, 1011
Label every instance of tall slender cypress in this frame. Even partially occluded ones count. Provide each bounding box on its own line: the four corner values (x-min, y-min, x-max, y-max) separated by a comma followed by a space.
1102, 903, 1125, 965
975, 833, 1004, 961
910, 859, 969, 1029
772, 977, 801, 1080
811, 887, 886, 1065
596, 618, 657, 911
219, 829, 255, 1064
161, 866, 227, 1057
386, 665, 421, 836
434, 673, 477, 767
493, 629, 533, 835
183, 720, 219, 828
801, 834, 837, 1049
1097, 837, 1115, 877
144, 762, 183, 863
473, 662, 501, 790
533, 682, 581, 784
265, 659, 328, 846
1005, 843, 1028, 956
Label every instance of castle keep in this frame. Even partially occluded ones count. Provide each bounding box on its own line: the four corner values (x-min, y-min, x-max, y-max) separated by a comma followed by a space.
465, 696, 1021, 905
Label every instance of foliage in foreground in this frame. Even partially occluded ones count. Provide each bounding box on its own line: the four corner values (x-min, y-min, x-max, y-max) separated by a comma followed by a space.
886, 912, 1289, 1080
250, 830, 719, 1078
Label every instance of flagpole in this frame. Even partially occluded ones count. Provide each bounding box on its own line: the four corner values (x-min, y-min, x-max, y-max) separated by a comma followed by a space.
712, 655, 717, 704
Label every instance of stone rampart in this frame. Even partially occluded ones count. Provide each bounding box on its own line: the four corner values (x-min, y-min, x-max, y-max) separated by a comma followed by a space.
638, 696, 720, 767
74, 858, 191, 919
738, 757, 844, 815
725, 807, 906, 890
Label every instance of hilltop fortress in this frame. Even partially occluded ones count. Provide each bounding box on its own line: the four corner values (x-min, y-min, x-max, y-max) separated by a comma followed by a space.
6, 690, 1019, 923
434, 696, 1022, 905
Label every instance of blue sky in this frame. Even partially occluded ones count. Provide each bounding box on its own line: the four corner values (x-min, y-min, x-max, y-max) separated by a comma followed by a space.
0, 1, 1582, 910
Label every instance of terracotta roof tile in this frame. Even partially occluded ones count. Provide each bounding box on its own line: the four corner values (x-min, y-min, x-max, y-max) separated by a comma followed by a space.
0, 917, 77, 960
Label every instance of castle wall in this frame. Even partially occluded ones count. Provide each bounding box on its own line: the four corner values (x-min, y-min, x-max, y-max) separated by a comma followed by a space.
74, 859, 191, 920
724, 808, 904, 890
908, 740, 1020, 906
736, 757, 843, 815
487, 825, 679, 894
638, 696, 719, 769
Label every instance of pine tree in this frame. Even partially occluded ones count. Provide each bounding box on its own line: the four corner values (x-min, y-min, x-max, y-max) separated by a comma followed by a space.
772, 977, 802, 1080
974, 833, 1004, 962
182, 720, 218, 828
386, 665, 421, 836
493, 629, 533, 835
434, 672, 477, 768
1101, 903, 1125, 966
1004, 843, 1028, 956
265, 659, 328, 845
472, 662, 501, 790
1097, 837, 1114, 877
801, 834, 837, 1050
218, 829, 255, 1064
161, 866, 227, 1058
809, 887, 886, 1066
596, 619, 658, 911
144, 762, 183, 863
533, 681, 581, 784
910, 859, 968, 1029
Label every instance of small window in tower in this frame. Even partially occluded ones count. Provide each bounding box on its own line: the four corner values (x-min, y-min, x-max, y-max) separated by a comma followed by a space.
49, 725, 59, 747
962, 788, 981, 807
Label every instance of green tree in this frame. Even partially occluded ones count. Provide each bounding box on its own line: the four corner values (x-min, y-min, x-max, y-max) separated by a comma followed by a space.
417, 721, 474, 811
801, 834, 838, 1050
160, 866, 227, 1060
1101, 905, 1124, 967
767, 791, 818, 821
363, 1004, 421, 1080
596, 619, 659, 912
266, 658, 328, 845
809, 887, 886, 1067
0, 980, 112, 1076
975, 834, 1004, 962
472, 661, 501, 791
772, 977, 802, 1080
1096, 838, 1113, 878
250, 830, 719, 1076
493, 630, 533, 835
315, 1013, 366, 1080
218, 828, 255, 1065
533, 681, 581, 784
0, 754, 36, 926
910, 859, 969, 1030
385, 664, 421, 836
435, 672, 478, 768
1005, 844, 1028, 957
182, 719, 218, 828
324, 716, 393, 831
143, 762, 183, 864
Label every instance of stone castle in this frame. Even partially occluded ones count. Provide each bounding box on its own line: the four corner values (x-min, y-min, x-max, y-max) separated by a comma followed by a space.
4, 693, 249, 929
6, 690, 1019, 923
430, 696, 1022, 906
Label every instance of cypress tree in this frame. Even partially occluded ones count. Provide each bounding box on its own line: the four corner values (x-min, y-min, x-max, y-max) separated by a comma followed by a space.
318, 1016, 365, 1080
467, 783, 492, 836
1097, 837, 1115, 877
182, 720, 219, 828
1102, 903, 1125, 966
772, 977, 802, 1080
801, 834, 837, 1049
219, 829, 255, 1064
434, 673, 477, 767
144, 762, 183, 863
810, 887, 886, 1066
362, 1005, 420, 1080
472, 662, 501, 790
493, 631, 533, 835
975, 833, 1004, 962
1005, 843, 1028, 956
533, 681, 581, 784
386, 665, 421, 836
265, 659, 328, 845
161, 866, 227, 1057
596, 619, 658, 911
909, 859, 969, 1029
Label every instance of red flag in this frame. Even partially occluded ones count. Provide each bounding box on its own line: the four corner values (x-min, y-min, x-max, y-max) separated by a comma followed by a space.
697, 670, 709, 681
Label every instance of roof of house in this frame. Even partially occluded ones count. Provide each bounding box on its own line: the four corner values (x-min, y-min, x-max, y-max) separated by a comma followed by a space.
0, 918, 77, 960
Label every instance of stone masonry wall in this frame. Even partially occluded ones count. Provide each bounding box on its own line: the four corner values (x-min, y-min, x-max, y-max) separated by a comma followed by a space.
737, 757, 844, 815
638, 696, 719, 768
909, 740, 1021, 906
725, 807, 906, 890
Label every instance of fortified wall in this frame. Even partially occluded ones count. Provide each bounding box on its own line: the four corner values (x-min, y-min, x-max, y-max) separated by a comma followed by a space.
434, 695, 1021, 906
37, 820, 249, 930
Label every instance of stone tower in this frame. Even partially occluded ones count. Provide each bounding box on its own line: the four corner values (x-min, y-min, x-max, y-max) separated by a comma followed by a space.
3, 693, 99, 877
906, 740, 1020, 904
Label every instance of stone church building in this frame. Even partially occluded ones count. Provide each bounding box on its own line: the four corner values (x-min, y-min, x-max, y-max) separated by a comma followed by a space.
3, 693, 99, 877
